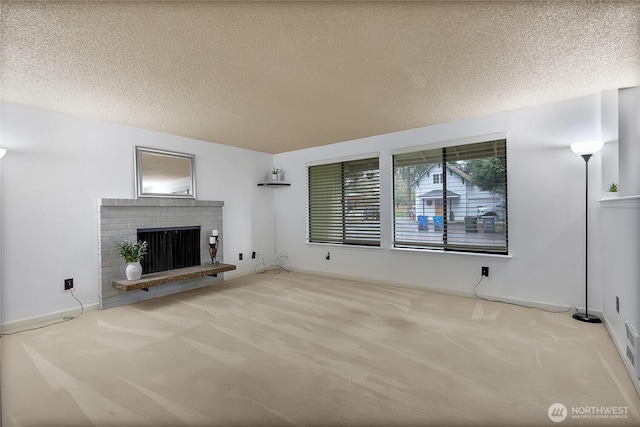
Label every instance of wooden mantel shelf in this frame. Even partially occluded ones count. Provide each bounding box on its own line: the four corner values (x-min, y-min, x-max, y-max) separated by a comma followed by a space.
112, 264, 236, 292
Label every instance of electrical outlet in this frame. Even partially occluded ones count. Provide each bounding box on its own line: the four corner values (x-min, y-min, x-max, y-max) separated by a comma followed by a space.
239, 253, 243, 261
616, 296, 620, 313
252, 251, 256, 259
64, 278, 74, 290
326, 252, 330, 260
481, 266, 489, 277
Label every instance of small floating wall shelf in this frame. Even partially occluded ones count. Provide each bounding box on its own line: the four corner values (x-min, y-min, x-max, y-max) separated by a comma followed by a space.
257, 182, 291, 187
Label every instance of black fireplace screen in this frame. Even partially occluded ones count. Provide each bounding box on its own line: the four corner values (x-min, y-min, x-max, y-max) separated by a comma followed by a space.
137, 226, 201, 274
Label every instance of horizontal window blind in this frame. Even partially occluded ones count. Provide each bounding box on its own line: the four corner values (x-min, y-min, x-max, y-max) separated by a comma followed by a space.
308, 157, 380, 246
393, 139, 507, 254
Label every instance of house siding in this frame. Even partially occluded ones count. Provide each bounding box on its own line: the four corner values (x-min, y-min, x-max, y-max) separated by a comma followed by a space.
413, 163, 501, 221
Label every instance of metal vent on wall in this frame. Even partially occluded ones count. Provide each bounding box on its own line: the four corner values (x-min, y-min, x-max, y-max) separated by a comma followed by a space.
625, 321, 640, 379
627, 346, 636, 368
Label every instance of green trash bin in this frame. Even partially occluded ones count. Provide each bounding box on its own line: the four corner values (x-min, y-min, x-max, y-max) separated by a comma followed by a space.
482, 216, 495, 233
465, 216, 478, 232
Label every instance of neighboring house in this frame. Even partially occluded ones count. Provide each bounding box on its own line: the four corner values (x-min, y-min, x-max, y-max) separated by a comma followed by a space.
411, 164, 502, 222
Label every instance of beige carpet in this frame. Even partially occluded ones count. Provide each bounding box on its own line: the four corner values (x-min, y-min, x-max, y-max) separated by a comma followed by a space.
2, 271, 639, 426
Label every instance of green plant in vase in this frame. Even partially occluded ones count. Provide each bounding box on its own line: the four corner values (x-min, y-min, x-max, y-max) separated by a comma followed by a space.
115, 239, 148, 280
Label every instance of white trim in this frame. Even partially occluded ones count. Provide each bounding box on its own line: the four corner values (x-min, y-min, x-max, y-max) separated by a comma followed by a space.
305, 151, 380, 167
390, 246, 512, 259
287, 267, 569, 312
303, 242, 512, 259
391, 136, 508, 257
603, 313, 640, 397
1, 303, 99, 333
305, 241, 383, 251
599, 195, 640, 208
390, 132, 507, 156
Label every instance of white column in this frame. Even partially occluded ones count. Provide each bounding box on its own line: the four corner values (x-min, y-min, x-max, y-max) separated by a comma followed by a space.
618, 87, 640, 197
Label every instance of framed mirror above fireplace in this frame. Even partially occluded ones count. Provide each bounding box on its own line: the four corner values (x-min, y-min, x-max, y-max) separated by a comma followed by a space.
135, 146, 196, 198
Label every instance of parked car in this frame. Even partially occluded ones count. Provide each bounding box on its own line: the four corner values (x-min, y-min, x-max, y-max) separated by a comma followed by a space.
477, 203, 506, 220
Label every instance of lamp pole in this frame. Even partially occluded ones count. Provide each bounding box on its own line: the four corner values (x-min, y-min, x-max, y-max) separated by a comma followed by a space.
571, 143, 603, 324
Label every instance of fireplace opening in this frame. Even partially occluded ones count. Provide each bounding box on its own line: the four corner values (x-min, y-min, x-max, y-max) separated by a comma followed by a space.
137, 226, 201, 274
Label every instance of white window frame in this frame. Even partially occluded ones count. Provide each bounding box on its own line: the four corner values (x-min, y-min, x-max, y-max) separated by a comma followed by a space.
392, 138, 508, 255
307, 154, 381, 247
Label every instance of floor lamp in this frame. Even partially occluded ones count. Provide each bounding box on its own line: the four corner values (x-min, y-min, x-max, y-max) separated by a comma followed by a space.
570, 140, 604, 323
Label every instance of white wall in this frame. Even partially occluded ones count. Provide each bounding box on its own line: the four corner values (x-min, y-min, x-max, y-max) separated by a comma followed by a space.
600, 89, 619, 191
0, 93, 623, 330
601, 199, 640, 380
600, 87, 640, 393
0, 102, 274, 326
0, 149, 4, 327
274, 94, 605, 311
618, 87, 640, 196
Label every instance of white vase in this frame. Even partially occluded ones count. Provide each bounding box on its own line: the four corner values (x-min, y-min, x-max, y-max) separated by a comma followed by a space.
272, 173, 279, 183
126, 262, 142, 280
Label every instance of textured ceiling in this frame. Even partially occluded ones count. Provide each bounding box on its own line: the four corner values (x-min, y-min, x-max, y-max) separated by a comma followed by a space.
1, 1, 639, 154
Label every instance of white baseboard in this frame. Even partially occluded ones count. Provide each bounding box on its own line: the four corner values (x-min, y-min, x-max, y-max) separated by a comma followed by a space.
2, 271, 247, 333
0, 268, 580, 335
1, 303, 99, 333
286, 267, 576, 314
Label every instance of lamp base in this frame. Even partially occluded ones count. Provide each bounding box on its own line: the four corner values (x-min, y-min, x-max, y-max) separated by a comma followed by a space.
573, 312, 602, 323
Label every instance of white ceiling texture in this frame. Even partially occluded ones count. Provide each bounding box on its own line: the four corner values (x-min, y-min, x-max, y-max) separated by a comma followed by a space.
1, 1, 639, 154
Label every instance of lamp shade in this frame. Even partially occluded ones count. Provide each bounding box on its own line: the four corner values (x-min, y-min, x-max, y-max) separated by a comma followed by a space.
570, 141, 603, 156
0, 148, 6, 159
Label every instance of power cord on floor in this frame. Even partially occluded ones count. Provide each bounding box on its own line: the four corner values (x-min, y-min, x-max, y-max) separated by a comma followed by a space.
472, 275, 577, 314
254, 253, 290, 274
0, 288, 84, 336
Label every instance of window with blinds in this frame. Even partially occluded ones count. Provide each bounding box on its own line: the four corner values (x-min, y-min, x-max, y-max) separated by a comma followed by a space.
308, 157, 380, 246
393, 139, 507, 254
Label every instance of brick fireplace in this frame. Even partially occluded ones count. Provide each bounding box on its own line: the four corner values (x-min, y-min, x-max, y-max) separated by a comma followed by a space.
98, 198, 224, 309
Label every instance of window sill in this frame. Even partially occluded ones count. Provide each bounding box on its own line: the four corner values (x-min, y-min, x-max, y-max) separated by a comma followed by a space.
390, 246, 512, 259
305, 241, 383, 251
304, 242, 511, 258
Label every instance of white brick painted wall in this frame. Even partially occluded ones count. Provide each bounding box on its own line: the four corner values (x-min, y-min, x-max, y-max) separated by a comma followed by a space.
98, 198, 224, 309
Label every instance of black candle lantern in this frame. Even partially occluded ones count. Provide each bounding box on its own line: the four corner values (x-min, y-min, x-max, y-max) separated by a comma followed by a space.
207, 230, 219, 266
